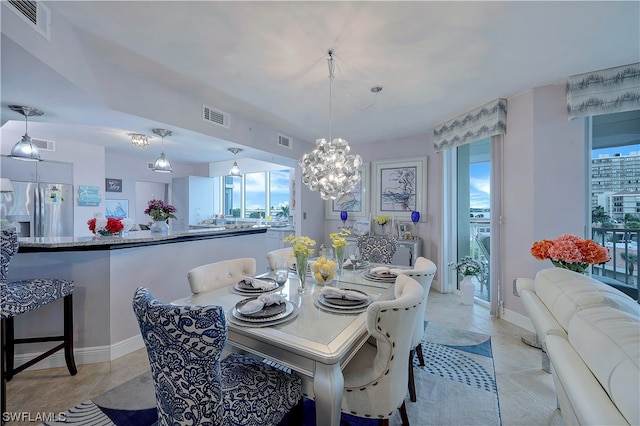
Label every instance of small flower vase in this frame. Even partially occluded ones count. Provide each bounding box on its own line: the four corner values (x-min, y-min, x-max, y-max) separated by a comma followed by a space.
296, 255, 308, 294
150, 220, 169, 235
461, 275, 476, 305
335, 246, 344, 275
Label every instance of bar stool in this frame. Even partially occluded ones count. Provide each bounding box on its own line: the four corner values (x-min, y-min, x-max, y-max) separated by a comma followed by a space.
1, 228, 77, 419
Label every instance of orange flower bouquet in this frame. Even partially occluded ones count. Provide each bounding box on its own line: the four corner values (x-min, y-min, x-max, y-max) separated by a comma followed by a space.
531, 233, 610, 273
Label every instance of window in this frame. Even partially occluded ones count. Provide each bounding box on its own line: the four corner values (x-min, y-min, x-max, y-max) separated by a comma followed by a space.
220, 170, 291, 220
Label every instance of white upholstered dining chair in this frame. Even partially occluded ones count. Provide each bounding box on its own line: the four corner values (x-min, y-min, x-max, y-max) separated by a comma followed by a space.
187, 257, 256, 294
267, 247, 294, 271
341, 274, 425, 425
399, 256, 437, 402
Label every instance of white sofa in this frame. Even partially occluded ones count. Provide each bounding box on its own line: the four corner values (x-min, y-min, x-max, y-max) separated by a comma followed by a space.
516, 267, 639, 425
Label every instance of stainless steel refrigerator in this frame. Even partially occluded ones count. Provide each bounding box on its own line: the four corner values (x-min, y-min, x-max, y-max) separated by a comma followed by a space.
1, 181, 74, 238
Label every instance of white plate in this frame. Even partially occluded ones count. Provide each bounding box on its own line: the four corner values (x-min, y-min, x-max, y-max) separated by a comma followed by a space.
232, 301, 294, 323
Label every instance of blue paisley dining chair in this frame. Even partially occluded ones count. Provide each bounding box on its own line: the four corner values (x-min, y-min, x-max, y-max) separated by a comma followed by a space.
1, 228, 77, 420
132, 287, 303, 426
356, 234, 398, 264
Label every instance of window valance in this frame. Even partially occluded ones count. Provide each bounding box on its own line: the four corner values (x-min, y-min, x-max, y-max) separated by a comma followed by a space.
433, 98, 507, 152
566, 63, 640, 119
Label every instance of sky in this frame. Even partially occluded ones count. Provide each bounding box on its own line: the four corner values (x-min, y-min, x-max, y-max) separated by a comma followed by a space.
468, 143, 640, 210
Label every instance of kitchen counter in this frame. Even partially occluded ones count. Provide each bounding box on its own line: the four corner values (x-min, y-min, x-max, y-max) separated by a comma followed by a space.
17, 226, 268, 252
8, 225, 270, 369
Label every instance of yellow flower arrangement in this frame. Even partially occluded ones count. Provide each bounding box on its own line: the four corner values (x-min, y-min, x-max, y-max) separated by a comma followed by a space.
330, 228, 350, 250
330, 228, 350, 274
283, 234, 316, 260
375, 215, 390, 226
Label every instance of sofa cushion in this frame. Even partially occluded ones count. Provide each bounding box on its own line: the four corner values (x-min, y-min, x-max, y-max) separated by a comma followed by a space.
568, 307, 640, 426
534, 268, 639, 332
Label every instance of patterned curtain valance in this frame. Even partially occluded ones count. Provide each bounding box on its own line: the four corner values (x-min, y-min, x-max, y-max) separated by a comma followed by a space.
567, 63, 640, 119
433, 99, 507, 152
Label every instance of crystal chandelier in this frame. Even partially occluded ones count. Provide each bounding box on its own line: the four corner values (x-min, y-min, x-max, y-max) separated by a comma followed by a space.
299, 50, 362, 200
130, 133, 149, 148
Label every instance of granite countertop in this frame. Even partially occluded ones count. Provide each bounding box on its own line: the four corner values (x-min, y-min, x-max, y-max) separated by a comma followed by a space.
18, 226, 268, 251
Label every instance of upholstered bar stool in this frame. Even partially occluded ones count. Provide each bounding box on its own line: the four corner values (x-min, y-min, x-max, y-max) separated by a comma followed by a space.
1, 228, 77, 418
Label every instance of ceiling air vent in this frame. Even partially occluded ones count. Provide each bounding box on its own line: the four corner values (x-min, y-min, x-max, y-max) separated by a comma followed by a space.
31, 138, 55, 151
278, 134, 292, 149
7, 0, 51, 40
203, 104, 230, 129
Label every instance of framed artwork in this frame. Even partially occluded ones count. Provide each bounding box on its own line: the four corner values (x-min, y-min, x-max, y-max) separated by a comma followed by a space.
105, 178, 122, 192
105, 199, 129, 219
325, 162, 370, 219
372, 157, 427, 220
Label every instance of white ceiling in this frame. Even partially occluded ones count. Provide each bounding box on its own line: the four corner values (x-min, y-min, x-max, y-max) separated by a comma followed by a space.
1, 1, 639, 165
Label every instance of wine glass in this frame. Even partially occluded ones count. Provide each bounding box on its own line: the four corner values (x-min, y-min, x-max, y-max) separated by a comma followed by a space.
340, 211, 348, 228
274, 261, 289, 285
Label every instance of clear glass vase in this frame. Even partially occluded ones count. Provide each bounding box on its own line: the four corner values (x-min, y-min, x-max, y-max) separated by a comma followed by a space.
150, 220, 169, 235
296, 255, 308, 294
335, 246, 344, 275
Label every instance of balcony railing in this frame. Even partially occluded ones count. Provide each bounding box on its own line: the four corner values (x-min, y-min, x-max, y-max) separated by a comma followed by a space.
591, 227, 639, 302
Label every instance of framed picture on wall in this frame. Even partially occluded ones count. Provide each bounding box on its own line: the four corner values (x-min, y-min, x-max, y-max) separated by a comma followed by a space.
105, 199, 129, 219
325, 162, 370, 219
372, 157, 427, 221
105, 178, 122, 192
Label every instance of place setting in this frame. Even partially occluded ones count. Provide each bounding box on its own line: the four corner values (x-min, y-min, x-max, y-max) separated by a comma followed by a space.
232, 276, 284, 295
229, 293, 298, 327
363, 266, 405, 283
314, 286, 373, 314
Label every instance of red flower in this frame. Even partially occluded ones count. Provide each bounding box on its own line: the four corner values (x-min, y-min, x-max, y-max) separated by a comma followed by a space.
105, 218, 124, 234
530, 234, 610, 273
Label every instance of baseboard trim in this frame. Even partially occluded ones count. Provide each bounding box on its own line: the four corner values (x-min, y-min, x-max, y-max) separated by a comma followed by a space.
502, 308, 535, 333
11, 335, 145, 372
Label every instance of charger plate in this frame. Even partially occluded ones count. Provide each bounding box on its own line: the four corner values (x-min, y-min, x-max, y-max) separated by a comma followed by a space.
228, 302, 298, 328
235, 297, 287, 318
363, 270, 397, 283
232, 277, 283, 295
317, 289, 371, 309
314, 298, 369, 314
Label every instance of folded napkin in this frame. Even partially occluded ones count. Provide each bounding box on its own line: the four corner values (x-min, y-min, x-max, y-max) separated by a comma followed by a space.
243, 277, 279, 290
238, 293, 287, 314
343, 258, 353, 267
369, 266, 404, 276
321, 287, 369, 302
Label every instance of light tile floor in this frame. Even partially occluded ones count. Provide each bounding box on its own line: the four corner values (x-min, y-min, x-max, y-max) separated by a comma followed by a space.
4, 290, 564, 425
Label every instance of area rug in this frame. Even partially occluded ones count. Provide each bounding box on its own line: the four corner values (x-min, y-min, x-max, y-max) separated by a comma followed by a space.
43, 322, 501, 426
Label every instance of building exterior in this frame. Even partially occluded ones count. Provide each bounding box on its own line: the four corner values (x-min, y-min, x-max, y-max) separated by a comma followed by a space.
591, 151, 640, 217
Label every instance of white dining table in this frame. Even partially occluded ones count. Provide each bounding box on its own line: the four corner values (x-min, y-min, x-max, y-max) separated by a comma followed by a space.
172, 268, 396, 426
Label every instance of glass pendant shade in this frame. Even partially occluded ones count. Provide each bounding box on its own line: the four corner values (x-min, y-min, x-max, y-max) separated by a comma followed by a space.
227, 147, 242, 176
152, 151, 173, 173
229, 161, 241, 176
8, 105, 43, 162
0, 178, 15, 192
10, 134, 41, 161
151, 128, 173, 173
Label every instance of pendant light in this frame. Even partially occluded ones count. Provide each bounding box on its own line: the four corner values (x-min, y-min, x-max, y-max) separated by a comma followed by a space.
8, 105, 43, 162
151, 128, 173, 173
299, 50, 362, 200
228, 148, 242, 176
